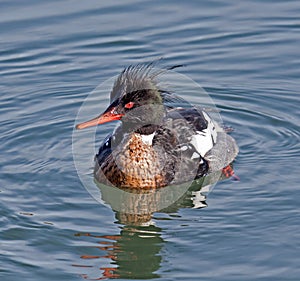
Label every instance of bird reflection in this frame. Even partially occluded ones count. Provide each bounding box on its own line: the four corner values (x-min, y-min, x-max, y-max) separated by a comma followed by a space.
73, 223, 163, 279
73, 168, 236, 279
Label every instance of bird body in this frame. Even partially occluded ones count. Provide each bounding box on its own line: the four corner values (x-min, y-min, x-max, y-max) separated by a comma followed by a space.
76, 63, 238, 189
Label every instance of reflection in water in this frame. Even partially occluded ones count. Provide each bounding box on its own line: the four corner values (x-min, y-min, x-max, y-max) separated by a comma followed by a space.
97, 169, 227, 225
74, 224, 163, 280
73, 169, 233, 279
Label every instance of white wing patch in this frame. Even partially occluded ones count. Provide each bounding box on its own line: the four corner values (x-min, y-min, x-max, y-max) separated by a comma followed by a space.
191, 152, 200, 159
190, 112, 217, 157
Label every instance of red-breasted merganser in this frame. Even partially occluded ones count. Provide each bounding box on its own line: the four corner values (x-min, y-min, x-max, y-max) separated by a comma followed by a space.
76, 63, 239, 189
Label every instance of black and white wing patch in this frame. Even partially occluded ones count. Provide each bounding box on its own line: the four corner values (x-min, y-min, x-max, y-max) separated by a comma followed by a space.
190, 111, 217, 157
96, 134, 112, 164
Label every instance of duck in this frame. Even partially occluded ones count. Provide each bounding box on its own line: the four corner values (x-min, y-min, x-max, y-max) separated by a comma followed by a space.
76, 62, 239, 189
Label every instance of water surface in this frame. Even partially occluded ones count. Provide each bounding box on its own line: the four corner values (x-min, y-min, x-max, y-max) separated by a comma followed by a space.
1, 1, 300, 280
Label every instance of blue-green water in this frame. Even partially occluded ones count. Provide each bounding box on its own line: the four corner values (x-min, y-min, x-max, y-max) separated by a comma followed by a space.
1, 1, 300, 280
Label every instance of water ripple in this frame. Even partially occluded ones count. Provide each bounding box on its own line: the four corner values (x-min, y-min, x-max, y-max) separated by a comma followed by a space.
211, 86, 300, 168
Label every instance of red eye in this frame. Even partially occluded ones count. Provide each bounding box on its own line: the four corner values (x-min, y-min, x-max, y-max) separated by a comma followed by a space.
124, 101, 135, 109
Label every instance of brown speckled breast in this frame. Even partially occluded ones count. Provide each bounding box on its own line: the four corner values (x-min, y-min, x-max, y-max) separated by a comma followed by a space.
94, 133, 172, 189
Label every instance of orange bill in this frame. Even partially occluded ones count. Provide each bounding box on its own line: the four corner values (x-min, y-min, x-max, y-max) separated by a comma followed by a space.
76, 107, 123, 130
